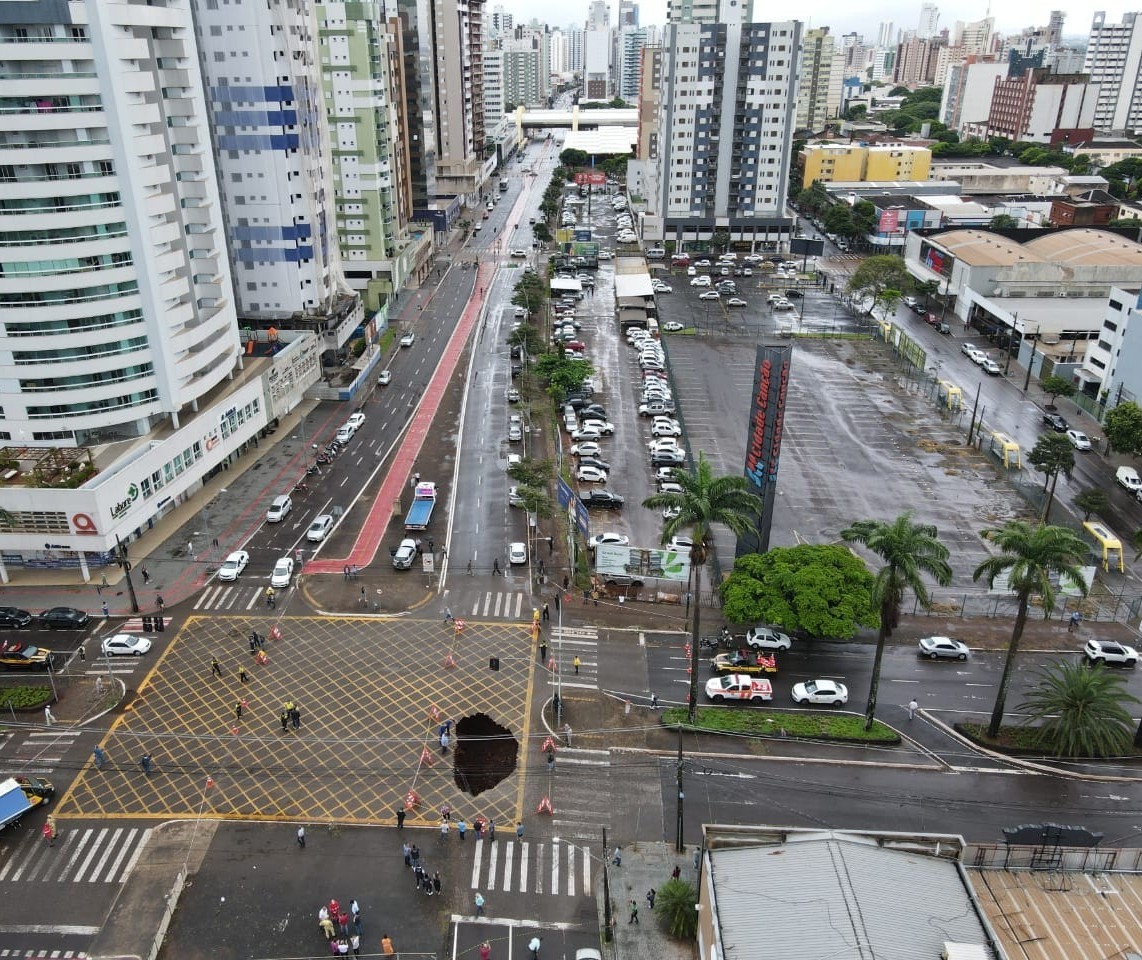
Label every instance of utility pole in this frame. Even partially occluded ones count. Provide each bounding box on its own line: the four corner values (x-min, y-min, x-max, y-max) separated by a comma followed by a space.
965, 382, 981, 445
114, 533, 140, 614
1022, 326, 1039, 393
675, 724, 685, 853
602, 826, 614, 942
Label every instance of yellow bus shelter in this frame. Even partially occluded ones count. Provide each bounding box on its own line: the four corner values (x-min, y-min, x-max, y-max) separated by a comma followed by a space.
1083, 520, 1125, 572
989, 432, 1021, 470
936, 380, 962, 410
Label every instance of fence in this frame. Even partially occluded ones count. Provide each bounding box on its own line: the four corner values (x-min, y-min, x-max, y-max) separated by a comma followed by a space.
906, 587, 1142, 625
966, 842, 1142, 874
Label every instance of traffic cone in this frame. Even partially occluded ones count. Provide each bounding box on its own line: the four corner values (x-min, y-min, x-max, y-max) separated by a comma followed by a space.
405, 789, 420, 810
420, 746, 435, 766
536, 795, 554, 815
443, 653, 457, 669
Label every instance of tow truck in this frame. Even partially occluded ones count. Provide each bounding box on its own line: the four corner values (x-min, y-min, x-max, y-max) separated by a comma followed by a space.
704, 674, 773, 703
711, 649, 777, 675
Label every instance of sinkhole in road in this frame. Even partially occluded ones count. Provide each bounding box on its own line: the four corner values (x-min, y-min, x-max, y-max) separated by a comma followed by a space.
454, 713, 518, 797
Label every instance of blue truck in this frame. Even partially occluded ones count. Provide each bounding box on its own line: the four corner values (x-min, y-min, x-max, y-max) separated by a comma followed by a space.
405, 481, 437, 531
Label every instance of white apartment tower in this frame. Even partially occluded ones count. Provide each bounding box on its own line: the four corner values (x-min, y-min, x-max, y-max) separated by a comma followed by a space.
484, 40, 506, 118
918, 4, 940, 39
797, 27, 836, 133
565, 26, 585, 73
1084, 12, 1142, 134
651, 0, 798, 248
618, 27, 649, 101
0, 0, 239, 449
191, 0, 356, 335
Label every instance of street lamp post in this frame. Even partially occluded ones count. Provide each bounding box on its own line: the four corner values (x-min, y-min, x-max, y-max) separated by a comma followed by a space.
1022, 323, 1041, 393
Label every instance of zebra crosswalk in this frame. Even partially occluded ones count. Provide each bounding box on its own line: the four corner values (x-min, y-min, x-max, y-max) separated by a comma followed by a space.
1, 728, 83, 781
194, 583, 269, 612
468, 838, 598, 898
547, 625, 599, 691
549, 747, 612, 843
0, 823, 151, 884
468, 590, 529, 620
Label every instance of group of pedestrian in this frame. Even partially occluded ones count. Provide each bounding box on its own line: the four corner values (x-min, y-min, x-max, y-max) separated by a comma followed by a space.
316, 898, 362, 956
402, 839, 443, 898
439, 718, 453, 755
279, 701, 303, 732
342, 564, 360, 581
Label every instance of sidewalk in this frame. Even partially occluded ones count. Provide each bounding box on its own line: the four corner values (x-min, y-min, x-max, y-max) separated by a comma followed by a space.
603, 842, 696, 960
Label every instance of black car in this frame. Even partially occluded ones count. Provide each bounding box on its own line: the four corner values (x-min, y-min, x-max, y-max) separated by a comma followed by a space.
1042, 412, 1069, 432
909, 302, 926, 315
581, 490, 625, 509
0, 607, 32, 629
581, 405, 608, 420
565, 395, 592, 410
37, 607, 90, 630
784, 289, 803, 299
577, 456, 611, 472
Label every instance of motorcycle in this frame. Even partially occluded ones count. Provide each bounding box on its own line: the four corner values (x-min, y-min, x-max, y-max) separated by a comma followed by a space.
316, 454, 332, 465
293, 481, 308, 493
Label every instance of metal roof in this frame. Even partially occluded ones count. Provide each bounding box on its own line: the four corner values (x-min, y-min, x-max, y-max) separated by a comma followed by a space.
614, 273, 654, 298
709, 833, 995, 960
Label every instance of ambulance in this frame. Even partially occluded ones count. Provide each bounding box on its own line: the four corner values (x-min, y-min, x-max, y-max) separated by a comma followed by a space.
704, 674, 773, 703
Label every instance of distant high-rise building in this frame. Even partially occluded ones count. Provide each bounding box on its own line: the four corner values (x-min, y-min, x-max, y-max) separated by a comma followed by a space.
491, 5, 513, 35
953, 17, 995, 55
484, 41, 506, 119
940, 56, 1006, 131
918, 4, 940, 39
648, 0, 797, 248
619, 27, 650, 101
878, 21, 897, 48
504, 33, 547, 108
588, 1, 610, 29
550, 29, 567, 74
894, 36, 940, 86
797, 28, 837, 132
618, 0, 640, 27
986, 68, 1100, 144
565, 26, 586, 73
584, 27, 611, 99
1084, 12, 1142, 133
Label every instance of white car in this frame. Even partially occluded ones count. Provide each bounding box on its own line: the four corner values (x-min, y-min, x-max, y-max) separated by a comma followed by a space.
588, 532, 630, 550
651, 419, 682, 437
662, 321, 684, 332
744, 625, 792, 650
571, 427, 601, 442
510, 248, 527, 257
399, 332, 415, 347
270, 556, 295, 588
507, 453, 522, 467
648, 438, 681, 453
1084, 638, 1138, 666
571, 441, 602, 457
699, 290, 721, 301
509, 541, 528, 565
580, 419, 615, 436
101, 633, 153, 657
346, 412, 366, 430
727, 298, 748, 307
960, 342, 979, 357
654, 284, 674, 295
335, 424, 356, 444
307, 514, 334, 542
668, 536, 693, 552
659, 481, 684, 495
982, 359, 1001, 375
791, 679, 849, 705
392, 538, 417, 570
1066, 429, 1091, 451
218, 551, 250, 582
654, 466, 679, 483
577, 465, 609, 483
690, 276, 711, 287
508, 486, 525, 508
378, 369, 392, 386
918, 636, 970, 660
968, 349, 987, 365
772, 298, 794, 310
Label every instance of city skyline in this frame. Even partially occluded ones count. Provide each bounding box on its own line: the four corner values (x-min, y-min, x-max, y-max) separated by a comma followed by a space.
497, 0, 1108, 41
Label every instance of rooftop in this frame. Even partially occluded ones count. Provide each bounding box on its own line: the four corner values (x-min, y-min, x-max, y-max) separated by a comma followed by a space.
929, 228, 1142, 267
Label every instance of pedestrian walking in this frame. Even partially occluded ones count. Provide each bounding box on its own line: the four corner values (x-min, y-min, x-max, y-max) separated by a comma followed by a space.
467, 560, 473, 575
93, 745, 107, 768
457, 819, 467, 841
528, 935, 541, 959
44, 705, 55, 726
629, 900, 639, 924
297, 825, 306, 848
479, 941, 491, 960
573, 655, 581, 675
907, 698, 919, 720
102, 600, 109, 618
156, 594, 165, 613
414, 864, 425, 889
188, 539, 195, 561
672, 864, 682, 880
381, 934, 395, 955
99, 572, 108, 593
280, 710, 289, 732
489, 819, 496, 840
1068, 610, 1082, 632
359, 587, 367, 607
211, 656, 222, 678
474, 891, 485, 916
492, 557, 501, 576
546, 749, 555, 772
42, 820, 55, 846
396, 807, 406, 830
564, 723, 572, 746
612, 846, 622, 866
542, 602, 549, 621
428, 538, 435, 554
563, 575, 569, 590
440, 819, 450, 841
432, 871, 441, 894
350, 899, 360, 921
234, 701, 243, 721
78, 646, 85, 662
410, 843, 420, 867
440, 731, 450, 754
414, 471, 421, 484
344, 565, 351, 581
141, 566, 151, 585
353, 914, 362, 937
444, 606, 453, 622
647, 888, 656, 909
349, 934, 361, 957
440, 801, 451, 821
238, 665, 248, 684
95, 676, 104, 696
553, 593, 560, 613
592, 590, 599, 607
548, 536, 554, 556
338, 910, 349, 934
516, 821, 524, 841
402, 841, 411, 866
539, 641, 547, 663
650, 691, 659, 709
139, 753, 153, 775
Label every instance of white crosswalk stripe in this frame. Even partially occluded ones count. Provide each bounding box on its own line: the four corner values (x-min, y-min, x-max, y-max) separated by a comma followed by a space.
469, 591, 527, 619
116, 616, 171, 632
469, 839, 595, 898
546, 625, 599, 690
1, 729, 83, 781
0, 824, 151, 884
194, 584, 265, 611
550, 747, 612, 842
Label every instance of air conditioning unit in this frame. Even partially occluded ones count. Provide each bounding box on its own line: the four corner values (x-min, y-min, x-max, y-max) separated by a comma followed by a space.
942, 944, 991, 960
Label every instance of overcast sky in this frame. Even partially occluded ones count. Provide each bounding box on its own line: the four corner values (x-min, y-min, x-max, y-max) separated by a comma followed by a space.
502, 1, 1107, 42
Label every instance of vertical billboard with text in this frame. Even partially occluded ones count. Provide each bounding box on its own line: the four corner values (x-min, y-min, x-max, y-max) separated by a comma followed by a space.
739, 345, 792, 557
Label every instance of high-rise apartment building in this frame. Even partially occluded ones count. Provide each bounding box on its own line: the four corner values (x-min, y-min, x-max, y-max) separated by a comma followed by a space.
894, 36, 939, 86
985, 69, 1099, 144
878, 21, 897, 48
484, 40, 506, 117
192, 0, 358, 340
939, 56, 1006, 131
504, 34, 546, 108
618, 0, 639, 27
1084, 12, 1142, 133
918, 4, 940, 39
550, 29, 567, 74
618, 27, 649, 101
430, 0, 487, 200
316, 2, 415, 313
583, 27, 611, 99
0, 0, 311, 571
565, 26, 585, 73
953, 17, 994, 55
490, 5, 512, 36
797, 28, 836, 133
647, 0, 797, 249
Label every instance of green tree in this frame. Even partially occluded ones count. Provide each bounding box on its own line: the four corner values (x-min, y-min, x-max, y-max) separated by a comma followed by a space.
796, 181, 830, 216
508, 324, 543, 357
846, 255, 912, 316
559, 148, 590, 168
642, 453, 762, 722
1104, 401, 1142, 457
506, 457, 552, 489
1027, 433, 1075, 521
1039, 374, 1076, 408
823, 204, 854, 236
719, 544, 878, 638
512, 483, 552, 518
711, 229, 731, 253
914, 278, 940, 310
534, 355, 594, 398
1073, 488, 1109, 521
841, 514, 952, 729
533, 222, 552, 243
973, 522, 1089, 738
512, 273, 547, 314
850, 200, 877, 239
1019, 661, 1138, 758
654, 878, 698, 940
989, 213, 1021, 229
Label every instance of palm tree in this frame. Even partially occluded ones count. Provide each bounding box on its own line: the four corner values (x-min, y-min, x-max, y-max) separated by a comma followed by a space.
1019, 661, 1137, 758
973, 521, 1089, 738
841, 514, 952, 730
642, 453, 761, 722
654, 877, 698, 940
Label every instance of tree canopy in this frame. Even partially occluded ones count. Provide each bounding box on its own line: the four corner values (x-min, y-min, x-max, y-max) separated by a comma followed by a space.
846, 255, 912, 314
1104, 401, 1142, 457
1019, 661, 1138, 758
720, 545, 878, 638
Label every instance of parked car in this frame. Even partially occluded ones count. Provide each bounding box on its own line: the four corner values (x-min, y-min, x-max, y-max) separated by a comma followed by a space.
0, 607, 32, 629
588, 532, 630, 550
581, 490, 625, 509
37, 607, 90, 630
399, 332, 415, 347
576, 465, 609, 483
918, 636, 970, 660
509, 542, 528, 564
791, 679, 848, 705
744, 625, 792, 650
1066, 429, 1091, 451
1042, 412, 1069, 432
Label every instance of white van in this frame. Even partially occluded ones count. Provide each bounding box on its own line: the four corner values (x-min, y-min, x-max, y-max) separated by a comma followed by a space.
646, 247, 666, 260
646, 318, 660, 339
1116, 465, 1142, 496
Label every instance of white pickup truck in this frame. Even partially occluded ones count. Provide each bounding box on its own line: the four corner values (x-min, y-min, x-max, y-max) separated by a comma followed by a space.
705, 674, 773, 703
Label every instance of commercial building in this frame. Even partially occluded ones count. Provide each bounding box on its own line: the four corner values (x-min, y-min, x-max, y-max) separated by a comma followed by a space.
0, 0, 320, 575
1076, 285, 1142, 401
800, 143, 931, 188
1084, 12, 1142, 134
642, 0, 797, 250
939, 57, 1006, 131
984, 69, 1099, 145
